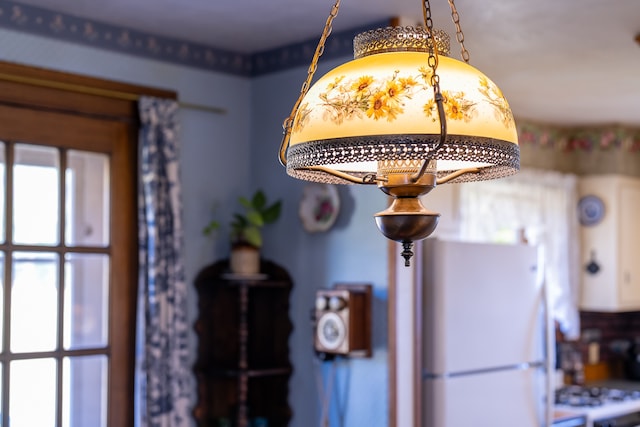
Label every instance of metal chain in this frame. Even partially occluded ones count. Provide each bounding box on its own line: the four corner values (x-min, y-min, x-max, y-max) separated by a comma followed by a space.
422, 0, 432, 36
422, 0, 440, 90
412, 0, 447, 183
279, 0, 341, 167
447, 0, 470, 63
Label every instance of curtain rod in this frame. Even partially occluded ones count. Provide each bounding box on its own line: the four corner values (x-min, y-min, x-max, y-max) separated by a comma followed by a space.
0, 71, 227, 115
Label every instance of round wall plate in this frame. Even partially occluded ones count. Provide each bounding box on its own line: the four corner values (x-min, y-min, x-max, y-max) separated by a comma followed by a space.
578, 195, 605, 226
299, 183, 340, 233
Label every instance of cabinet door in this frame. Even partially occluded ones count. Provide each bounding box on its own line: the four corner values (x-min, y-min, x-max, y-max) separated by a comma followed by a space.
579, 177, 618, 311
619, 182, 640, 308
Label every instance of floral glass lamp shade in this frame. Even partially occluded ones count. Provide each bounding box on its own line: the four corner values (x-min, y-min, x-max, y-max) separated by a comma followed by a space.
279, 3, 519, 266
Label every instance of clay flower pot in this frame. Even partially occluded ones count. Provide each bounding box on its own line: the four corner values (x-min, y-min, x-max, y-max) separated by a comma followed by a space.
230, 244, 260, 276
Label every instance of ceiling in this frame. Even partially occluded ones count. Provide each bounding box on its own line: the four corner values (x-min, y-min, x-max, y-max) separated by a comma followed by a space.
12, 0, 640, 127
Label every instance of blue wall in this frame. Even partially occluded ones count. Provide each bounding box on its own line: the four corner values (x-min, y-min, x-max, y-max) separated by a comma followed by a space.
0, 27, 390, 427
249, 59, 389, 426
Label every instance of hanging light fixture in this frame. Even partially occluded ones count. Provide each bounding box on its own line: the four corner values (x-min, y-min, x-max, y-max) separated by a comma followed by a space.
279, 0, 519, 266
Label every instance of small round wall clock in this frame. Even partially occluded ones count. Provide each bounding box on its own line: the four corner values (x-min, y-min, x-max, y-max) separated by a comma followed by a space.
578, 195, 605, 226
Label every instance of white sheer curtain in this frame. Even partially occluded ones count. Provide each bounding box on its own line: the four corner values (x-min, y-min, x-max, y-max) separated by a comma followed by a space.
459, 168, 581, 339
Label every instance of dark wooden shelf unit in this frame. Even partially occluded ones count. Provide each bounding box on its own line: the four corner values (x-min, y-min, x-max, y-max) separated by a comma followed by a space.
193, 259, 293, 427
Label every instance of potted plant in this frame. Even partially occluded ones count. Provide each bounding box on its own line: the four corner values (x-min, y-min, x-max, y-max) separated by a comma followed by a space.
204, 189, 282, 275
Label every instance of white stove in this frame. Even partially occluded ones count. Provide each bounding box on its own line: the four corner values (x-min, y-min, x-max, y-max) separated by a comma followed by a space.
555, 385, 640, 426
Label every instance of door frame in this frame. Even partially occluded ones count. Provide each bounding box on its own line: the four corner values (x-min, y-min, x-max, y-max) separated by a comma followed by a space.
388, 240, 422, 427
0, 60, 176, 427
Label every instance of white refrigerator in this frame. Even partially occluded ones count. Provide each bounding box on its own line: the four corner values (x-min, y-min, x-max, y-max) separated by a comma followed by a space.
421, 239, 552, 427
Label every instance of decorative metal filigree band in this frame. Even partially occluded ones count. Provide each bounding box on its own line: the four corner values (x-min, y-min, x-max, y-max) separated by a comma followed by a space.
377, 159, 436, 175
353, 27, 451, 59
286, 135, 519, 185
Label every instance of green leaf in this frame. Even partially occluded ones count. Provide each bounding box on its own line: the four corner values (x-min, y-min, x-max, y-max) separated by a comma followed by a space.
232, 213, 247, 225
261, 201, 282, 224
239, 197, 252, 209
231, 214, 247, 232
252, 190, 267, 210
202, 221, 220, 236
246, 210, 264, 227
243, 226, 262, 248
229, 191, 281, 246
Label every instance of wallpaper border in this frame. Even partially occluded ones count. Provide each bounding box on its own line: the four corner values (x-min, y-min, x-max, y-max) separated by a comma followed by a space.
0, 0, 389, 77
518, 121, 640, 153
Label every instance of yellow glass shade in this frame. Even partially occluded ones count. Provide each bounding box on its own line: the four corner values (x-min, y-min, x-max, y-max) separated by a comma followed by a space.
286, 27, 519, 185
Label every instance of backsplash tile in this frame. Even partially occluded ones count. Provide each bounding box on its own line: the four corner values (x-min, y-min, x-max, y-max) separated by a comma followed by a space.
579, 311, 640, 363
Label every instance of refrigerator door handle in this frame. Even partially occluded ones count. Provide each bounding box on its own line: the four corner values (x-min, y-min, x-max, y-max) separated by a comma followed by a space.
424, 361, 545, 380
541, 260, 555, 427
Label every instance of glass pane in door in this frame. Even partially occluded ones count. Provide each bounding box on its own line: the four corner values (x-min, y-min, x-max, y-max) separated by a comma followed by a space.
65, 150, 110, 247
10, 358, 56, 427
64, 253, 109, 350
0, 364, 3, 427
10, 252, 59, 353
62, 356, 107, 427
0, 252, 4, 353
0, 141, 6, 243
13, 144, 59, 245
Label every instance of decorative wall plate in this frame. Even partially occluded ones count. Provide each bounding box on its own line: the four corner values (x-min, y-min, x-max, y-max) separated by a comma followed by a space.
578, 195, 605, 226
299, 183, 340, 233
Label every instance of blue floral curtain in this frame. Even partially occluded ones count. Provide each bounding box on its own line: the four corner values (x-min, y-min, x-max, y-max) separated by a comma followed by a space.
136, 96, 190, 427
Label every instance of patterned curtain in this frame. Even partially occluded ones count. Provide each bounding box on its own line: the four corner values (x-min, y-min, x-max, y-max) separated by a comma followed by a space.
136, 96, 190, 427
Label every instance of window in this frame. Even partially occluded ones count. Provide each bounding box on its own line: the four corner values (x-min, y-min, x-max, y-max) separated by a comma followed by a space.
0, 111, 136, 426
3, 143, 111, 426
458, 168, 581, 339
0, 61, 175, 426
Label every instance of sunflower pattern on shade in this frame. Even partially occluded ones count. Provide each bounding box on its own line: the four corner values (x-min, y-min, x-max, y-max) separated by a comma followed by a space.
423, 90, 476, 123
294, 66, 516, 132
478, 76, 515, 128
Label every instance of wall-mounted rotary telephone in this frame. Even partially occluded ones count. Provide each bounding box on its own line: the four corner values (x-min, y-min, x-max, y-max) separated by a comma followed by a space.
313, 283, 372, 358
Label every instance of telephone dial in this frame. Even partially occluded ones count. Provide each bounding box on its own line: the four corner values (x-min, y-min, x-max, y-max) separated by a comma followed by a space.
313, 283, 372, 358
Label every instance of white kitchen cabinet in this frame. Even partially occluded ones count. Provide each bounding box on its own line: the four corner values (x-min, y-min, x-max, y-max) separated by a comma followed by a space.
579, 175, 640, 311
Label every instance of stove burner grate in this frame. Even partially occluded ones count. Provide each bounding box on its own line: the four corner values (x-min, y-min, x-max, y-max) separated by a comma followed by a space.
555, 386, 640, 408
